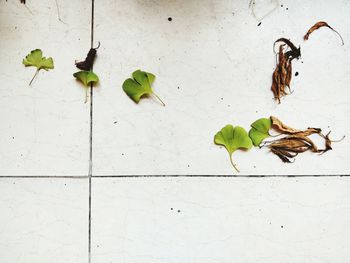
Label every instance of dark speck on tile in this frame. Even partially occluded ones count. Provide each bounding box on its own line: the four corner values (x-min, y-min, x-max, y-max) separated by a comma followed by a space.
168, 17, 172, 22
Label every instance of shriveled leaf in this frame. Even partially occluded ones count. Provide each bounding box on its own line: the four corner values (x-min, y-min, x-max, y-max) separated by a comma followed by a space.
274, 38, 301, 60
271, 116, 300, 134
260, 116, 342, 163
249, 117, 272, 146
214, 124, 252, 173
23, 49, 54, 71
123, 70, 164, 106
271, 39, 300, 103
75, 42, 100, 71
73, 71, 99, 87
304, 21, 344, 45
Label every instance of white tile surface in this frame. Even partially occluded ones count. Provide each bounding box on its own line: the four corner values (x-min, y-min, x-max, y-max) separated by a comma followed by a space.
1, 1, 350, 262
91, 177, 350, 263
0, 1, 91, 175
92, 0, 350, 175
0, 178, 88, 263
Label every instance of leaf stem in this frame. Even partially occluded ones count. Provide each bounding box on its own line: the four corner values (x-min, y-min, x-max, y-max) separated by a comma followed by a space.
229, 154, 240, 173
29, 69, 39, 86
152, 93, 165, 106
84, 87, 88, 103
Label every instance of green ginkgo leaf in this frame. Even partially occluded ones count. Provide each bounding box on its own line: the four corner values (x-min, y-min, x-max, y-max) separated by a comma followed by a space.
214, 124, 253, 173
22, 49, 54, 85
249, 117, 272, 146
73, 71, 99, 87
73, 70, 99, 103
122, 70, 165, 106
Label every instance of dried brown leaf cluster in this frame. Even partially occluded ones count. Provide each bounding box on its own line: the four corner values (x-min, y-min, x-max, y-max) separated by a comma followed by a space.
271, 38, 300, 103
271, 21, 343, 104
304, 21, 344, 45
75, 42, 100, 71
263, 116, 341, 163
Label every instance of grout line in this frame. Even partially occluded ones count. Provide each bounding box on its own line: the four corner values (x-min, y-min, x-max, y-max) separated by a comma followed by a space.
88, 1, 95, 263
0, 174, 348, 179
91, 174, 350, 178
0, 175, 88, 179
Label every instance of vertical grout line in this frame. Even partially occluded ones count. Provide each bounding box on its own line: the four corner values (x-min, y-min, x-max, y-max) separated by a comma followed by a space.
88, 0, 95, 263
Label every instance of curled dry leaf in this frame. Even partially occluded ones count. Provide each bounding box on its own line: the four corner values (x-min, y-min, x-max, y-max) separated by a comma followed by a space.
271, 116, 300, 134
250, 116, 343, 163
75, 42, 100, 71
271, 38, 300, 103
304, 21, 344, 45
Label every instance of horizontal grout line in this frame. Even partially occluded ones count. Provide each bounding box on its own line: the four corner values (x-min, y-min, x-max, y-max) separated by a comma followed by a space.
92, 174, 350, 178
0, 174, 348, 179
0, 175, 88, 179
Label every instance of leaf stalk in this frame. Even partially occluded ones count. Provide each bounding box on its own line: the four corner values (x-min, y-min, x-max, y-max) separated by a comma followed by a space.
152, 93, 165, 106
29, 69, 39, 86
229, 154, 240, 173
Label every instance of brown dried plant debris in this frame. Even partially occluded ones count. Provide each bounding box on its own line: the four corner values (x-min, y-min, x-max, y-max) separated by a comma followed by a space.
271, 38, 300, 103
304, 21, 344, 45
75, 42, 100, 71
262, 116, 343, 163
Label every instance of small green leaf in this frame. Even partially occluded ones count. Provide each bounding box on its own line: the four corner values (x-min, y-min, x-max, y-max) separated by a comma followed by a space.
123, 70, 165, 106
73, 71, 99, 103
214, 124, 253, 173
73, 71, 99, 87
249, 117, 272, 146
22, 49, 54, 85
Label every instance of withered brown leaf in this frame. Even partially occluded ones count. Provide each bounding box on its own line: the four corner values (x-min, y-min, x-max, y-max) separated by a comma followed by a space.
75, 42, 100, 71
271, 116, 300, 134
264, 117, 340, 163
271, 38, 300, 103
304, 21, 344, 45
275, 38, 301, 60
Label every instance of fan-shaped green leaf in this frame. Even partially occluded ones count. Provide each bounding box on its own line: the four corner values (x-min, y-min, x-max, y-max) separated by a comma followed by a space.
73, 71, 99, 103
123, 70, 164, 106
22, 49, 54, 85
73, 71, 99, 87
214, 124, 253, 172
249, 117, 272, 146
